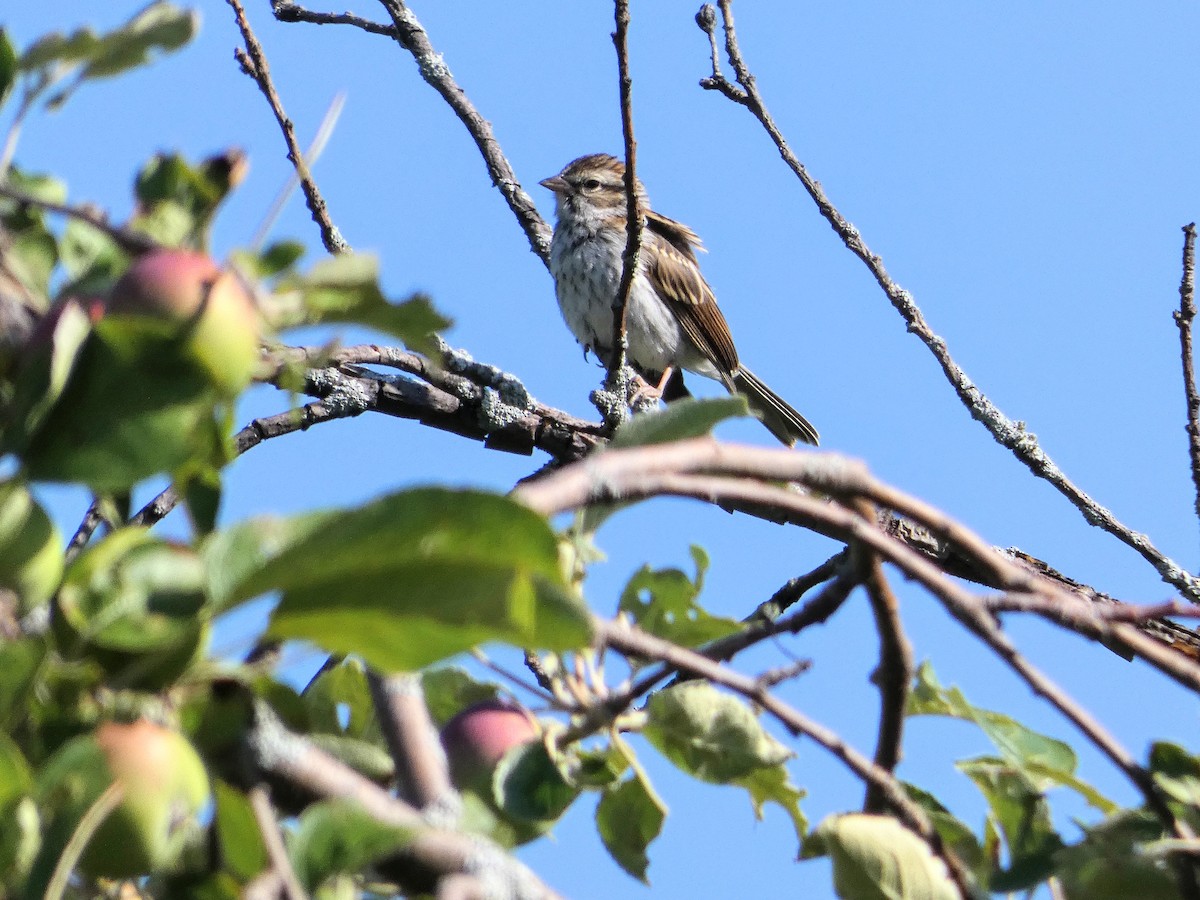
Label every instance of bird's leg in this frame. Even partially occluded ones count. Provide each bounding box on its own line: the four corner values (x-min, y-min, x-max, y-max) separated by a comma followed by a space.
628, 366, 674, 411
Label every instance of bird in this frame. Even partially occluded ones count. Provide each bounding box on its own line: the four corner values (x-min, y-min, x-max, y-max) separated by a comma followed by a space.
540, 153, 819, 447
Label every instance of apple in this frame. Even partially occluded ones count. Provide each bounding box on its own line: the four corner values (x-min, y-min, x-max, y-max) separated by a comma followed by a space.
86, 720, 210, 878
440, 700, 539, 793
106, 249, 260, 396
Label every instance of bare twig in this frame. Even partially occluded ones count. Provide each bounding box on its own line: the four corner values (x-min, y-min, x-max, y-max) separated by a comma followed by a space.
1176, 223, 1200, 528
248, 785, 309, 900
856, 513, 913, 814
748, 550, 847, 623
270, 2, 395, 37
314, 0, 553, 263
64, 500, 108, 564
593, 617, 976, 898
227, 0, 349, 254
366, 671, 455, 811
694, 0, 1200, 605
608, 0, 644, 396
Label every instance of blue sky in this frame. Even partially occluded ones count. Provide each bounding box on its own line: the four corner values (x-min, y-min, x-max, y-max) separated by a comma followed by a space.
7, 2, 1200, 897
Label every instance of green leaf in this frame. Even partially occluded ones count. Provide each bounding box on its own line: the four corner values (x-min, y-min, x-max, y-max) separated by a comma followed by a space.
131, 151, 241, 247
736, 763, 807, 854
0, 733, 32, 808
275, 254, 451, 355
18, 29, 100, 71
0, 479, 63, 611
1149, 741, 1200, 806
1055, 809, 1177, 900
618, 545, 740, 649
58, 217, 127, 294
420, 667, 501, 727
0, 796, 39, 886
202, 511, 338, 614
902, 782, 986, 883
289, 799, 412, 892
55, 527, 209, 689
6, 228, 58, 298
803, 813, 959, 900
303, 656, 373, 738
569, 744, 630, 790
81, 2, 198, 80
596, 775, 667, 883
643, 682, 793, 783
245, 488, 591, 671
0, 638, 45, 727
231, 241, 306, 280
957, 756, 1062, 891
308, 733, 394, 783
22, 315, 231, 491
213, 781, 268, 882
908, 661, 1112, 812
493, 741, 578, 824
609, 395, 751, 449
0, 29, 17, 108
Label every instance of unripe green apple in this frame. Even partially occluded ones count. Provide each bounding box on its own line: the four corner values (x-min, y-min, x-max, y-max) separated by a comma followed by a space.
79, 720, 210, 878
106, 249, 260, 396
440, 700, 539, 793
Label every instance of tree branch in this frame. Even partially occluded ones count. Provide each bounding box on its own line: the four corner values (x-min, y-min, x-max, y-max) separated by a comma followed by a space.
593, 616, 976, 898
693, 0, 1200, 605
227, 0, 349, 254
248, 784, 309, 900
366, 671, 455, 811
273, 0, 552, 263
1176, 222, 1200, 528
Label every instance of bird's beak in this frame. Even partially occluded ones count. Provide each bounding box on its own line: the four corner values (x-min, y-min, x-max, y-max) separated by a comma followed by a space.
539, 175, 569, 194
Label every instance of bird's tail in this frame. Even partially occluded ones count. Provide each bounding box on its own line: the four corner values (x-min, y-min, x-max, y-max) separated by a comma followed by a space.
731, 366, 820, 447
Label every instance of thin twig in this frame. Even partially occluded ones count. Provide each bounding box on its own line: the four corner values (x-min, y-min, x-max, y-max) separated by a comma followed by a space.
248, 785, 309, 900
366, 671, 455, 810
593, 617, 976, 898
855, 507, 913, 814
227, 0, 349, 254
347, 0, 552, 264
64, 500, 108, 564
608, 0, 644, 396
1176, 223, 1200, 528
695, 0, 1200, 605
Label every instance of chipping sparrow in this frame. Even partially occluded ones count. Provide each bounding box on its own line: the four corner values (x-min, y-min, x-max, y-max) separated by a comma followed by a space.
540, 153, 819, 447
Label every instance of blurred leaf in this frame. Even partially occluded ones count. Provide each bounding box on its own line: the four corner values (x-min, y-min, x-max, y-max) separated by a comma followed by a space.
245, 488, 591, 671
909, 661, 1112, 812
493, 741, 578, 824
183, 466, 223, 535
289, 799, 412, 892
1149, 741, 1200, 806
58, 217, 127, 294
0, 638, 46, 726
202, 511, 337, 614
18, 29, 100, 71
958, 756, 1062, 891
307, 733, 394, 784
232, 240, 306, 281
421, 667, 501, 727
55, 528, 209, 688
275, 254, 451, 355
569, 745, 629, 790
803, 813, 959, 900
132, 151, 243, 248
22, 315, 229, 491
0, 733, 32, 807
643, 682, 792, 783
0, 796, 39, 886
736, 763, 807, 854
213, 780, 268, 882
609, 395, 750, 449
81, 3, 198, 80
1056, 809, 1177, 900
902, 782, 986, 883
618, 545, 739, 650
5, 297, 91, 448
0, 479, 63, 611
596, 775, 667, 883
303, 656, 373, 738
0, 30, 16, 110
7, 229, 58, 299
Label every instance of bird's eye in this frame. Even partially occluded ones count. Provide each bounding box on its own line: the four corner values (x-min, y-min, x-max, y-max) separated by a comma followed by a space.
582, 178, 602, 191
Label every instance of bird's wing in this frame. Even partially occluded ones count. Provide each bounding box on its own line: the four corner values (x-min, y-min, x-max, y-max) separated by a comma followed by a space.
644, 211, 739, 375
